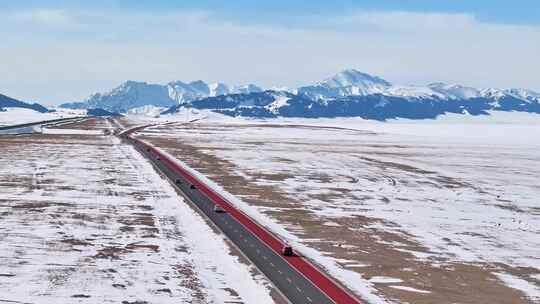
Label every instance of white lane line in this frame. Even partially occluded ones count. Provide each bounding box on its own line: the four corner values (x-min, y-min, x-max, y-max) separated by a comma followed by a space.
296, 286, 302, 293
269, 262, 275, 267
306, 296, 313, 302
286, 277, 292, 283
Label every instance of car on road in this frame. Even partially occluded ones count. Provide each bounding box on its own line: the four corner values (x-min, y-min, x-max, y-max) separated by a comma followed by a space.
213, 205, 226, 213
175, 178, 182, 185
190, 184, 197, 190
282, 245, 294, 256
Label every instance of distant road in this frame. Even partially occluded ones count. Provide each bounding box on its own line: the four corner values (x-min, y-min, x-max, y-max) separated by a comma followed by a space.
121, 124, 365, 304
0, 117, 87, 134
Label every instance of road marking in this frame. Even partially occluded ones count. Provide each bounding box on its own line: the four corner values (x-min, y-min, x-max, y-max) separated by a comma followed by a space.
296, 286, 302, 293
286, 277, 292, 283
306, 296, 313, 302
269, 262, 275, 267
263, 256, 268, 260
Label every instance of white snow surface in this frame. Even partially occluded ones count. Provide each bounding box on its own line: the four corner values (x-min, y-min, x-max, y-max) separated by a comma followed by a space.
135, 111, 540, 300
41, 127, 103, 135
369, 277, 404, 284
389, 286, 431, 294
0, 131, 273, 303
0, 107, 82, 127
126, 105, 166, 117
495, 273, 540, 302
265, 95, 291, 114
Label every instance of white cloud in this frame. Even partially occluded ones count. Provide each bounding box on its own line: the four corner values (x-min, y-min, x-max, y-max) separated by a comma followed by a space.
337, 11, 477, 33
0, 9, 539, 105
12, 9, 71, 26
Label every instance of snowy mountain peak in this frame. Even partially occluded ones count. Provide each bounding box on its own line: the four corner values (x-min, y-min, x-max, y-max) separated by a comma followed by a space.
504, 88, 540, 102
67, 79, 265, 112
105, 80, 167, 98
116, 80, 153, 90
298, 69, 392, 100
208, 82, 230, 96
188, 80, 211, 93
322, 69, 392, 88
264, 92, 292, 114
121, 80, 144, 86
479, 88, 539, 103
480, 88, 507, 100
427, 82, 481, 99
233, 84, 263, 94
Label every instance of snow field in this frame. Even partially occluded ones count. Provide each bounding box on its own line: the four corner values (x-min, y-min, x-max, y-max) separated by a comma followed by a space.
0, 129, 274, 303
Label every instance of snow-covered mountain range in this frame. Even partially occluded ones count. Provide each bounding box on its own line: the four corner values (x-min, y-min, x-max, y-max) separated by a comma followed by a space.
296, 69, 540, 102
61, 80, 262, 113
0, 93, 49, 113
61, 69, 540, 120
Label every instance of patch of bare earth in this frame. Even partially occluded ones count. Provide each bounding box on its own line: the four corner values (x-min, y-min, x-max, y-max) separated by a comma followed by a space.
138, 122, 538, 304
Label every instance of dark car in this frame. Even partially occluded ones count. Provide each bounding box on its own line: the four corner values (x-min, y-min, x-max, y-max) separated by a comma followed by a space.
282, 245, 293, 256
190, 184, 197, 190
175, 178, 182, 185
213, 205, 226, 213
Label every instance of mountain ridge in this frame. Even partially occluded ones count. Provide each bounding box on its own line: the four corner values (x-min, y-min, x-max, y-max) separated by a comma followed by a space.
0, 93, 50, 113
61, 79, 263, 113
60, 70, 540, 120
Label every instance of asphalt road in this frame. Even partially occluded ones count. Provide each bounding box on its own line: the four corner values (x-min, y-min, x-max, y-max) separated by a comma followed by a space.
0, 116, 86, 131
131, 140, 337, 304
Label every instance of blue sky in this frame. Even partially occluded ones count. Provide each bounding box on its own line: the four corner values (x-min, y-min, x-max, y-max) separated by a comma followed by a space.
1, 1, 539, 105
4, 0, 539, 25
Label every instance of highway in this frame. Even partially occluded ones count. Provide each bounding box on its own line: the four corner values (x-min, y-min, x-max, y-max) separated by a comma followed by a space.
122, 126, 365, 304
0, 116, 86, 131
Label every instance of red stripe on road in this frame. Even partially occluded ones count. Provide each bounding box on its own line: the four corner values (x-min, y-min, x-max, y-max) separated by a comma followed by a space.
129, 135, 364, 304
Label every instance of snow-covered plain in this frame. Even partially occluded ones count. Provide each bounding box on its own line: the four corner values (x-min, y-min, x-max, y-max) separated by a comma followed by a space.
0, 122, 274, 303
135, 111, 540, 303
0, 107, 84, 127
